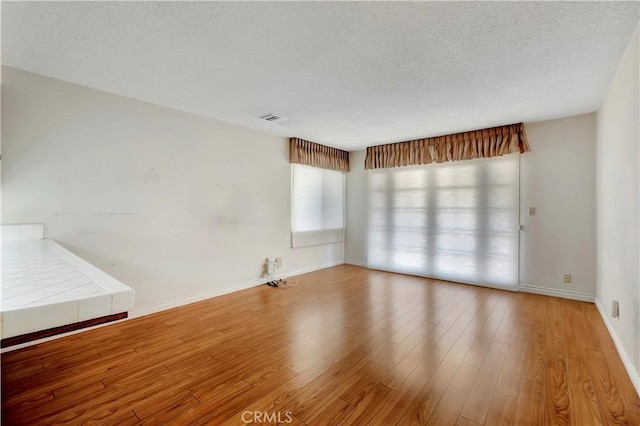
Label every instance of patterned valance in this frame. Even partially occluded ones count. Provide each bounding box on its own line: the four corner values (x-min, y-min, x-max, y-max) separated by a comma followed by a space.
365, 123, 530, 170
290, 138, 350, 172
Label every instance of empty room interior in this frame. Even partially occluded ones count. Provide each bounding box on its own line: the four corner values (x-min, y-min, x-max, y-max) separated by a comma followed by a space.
1, 1, 640, 425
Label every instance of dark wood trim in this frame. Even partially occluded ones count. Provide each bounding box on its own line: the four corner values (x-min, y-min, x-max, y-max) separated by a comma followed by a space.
1, 312, 128, 348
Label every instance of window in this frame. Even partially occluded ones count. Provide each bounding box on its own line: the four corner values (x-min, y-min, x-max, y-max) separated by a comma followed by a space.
291, 164, 345, 247
368, 154, 519, 290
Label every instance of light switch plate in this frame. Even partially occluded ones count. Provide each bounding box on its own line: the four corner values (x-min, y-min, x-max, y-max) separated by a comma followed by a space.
528, 207, 536, 216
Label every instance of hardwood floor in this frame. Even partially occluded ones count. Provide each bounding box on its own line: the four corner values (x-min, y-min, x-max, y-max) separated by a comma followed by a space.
2, 265, 639, 425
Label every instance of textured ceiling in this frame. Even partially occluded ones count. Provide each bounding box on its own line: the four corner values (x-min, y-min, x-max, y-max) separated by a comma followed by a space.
2, 2, 638, 150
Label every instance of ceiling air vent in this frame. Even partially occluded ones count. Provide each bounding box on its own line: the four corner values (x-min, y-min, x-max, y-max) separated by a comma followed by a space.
259, 113, 288, 123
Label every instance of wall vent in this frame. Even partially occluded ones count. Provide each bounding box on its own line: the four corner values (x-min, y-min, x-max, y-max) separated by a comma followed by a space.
259, 113, 288, 123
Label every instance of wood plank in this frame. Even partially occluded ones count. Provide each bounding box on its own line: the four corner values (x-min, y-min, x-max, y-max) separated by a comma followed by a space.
515, 379, 546, 426
585, 308, 640, 415
544, 297, 567, 372
170, 380, 254, 425
54, 380, 106, 399
566, 358, 603, 426
495, 295, 532, 399
626, 411, 640, 424
413, 318, 473, 378
545, 367, 571, 426
23, 365, 175, 424
495, 337, 527, 399
100, 410, 141, 426
424, 350, 485, 425
191, 368, 300, 424
492, 300, 518, 345
395, 360, 459, 425
137, 394, 200, 424
468, 297, 508, 353
224, 351, 360, 422
460, 341, 508, 424
307, 398, 354, 425
585, 349, 628, 425
370, 371, 429, 425
522, 298, 546, 384
336, 382, 393, 425
381, 325, 446, 389
485, 391, 518, 426
455, 416, 483, 426
1, 266, 637, 425
338, 328, 425, 406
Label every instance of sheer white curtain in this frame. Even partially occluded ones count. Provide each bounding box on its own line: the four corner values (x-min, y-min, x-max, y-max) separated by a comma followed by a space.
368, 154, 519, 290
291, 164, 345, 247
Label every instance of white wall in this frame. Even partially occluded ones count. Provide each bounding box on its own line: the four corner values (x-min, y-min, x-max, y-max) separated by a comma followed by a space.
345, 114, 597, 301
345, 150, 368, 266
1, 67, 343, 312
519, 114, 597, 300
596, 26, 639, 391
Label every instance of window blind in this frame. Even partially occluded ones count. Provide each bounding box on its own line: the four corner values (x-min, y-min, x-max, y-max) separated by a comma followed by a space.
292, 164, 345, 247
368, 154, 519, 289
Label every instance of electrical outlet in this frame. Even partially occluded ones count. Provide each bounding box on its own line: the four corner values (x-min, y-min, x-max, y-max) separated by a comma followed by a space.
528, 207, 536, 216
265, 262, 276, 275
563, 274, 572, 284
265, 257, 277, 275
612, 300, 619, 318
276, 257, 282, 268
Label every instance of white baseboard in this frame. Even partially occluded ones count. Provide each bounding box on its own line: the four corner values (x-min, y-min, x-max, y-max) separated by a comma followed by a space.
130, 260, 344, 318
281, 260, 345, 278
518, 284, 595, 302
344, 258, 367, 267
1, 260, 345, 352
595, 297, 640, 396
129, 278, 264, 318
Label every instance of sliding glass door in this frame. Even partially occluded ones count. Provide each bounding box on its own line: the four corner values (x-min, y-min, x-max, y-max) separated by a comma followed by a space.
367, 154, 519, 290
